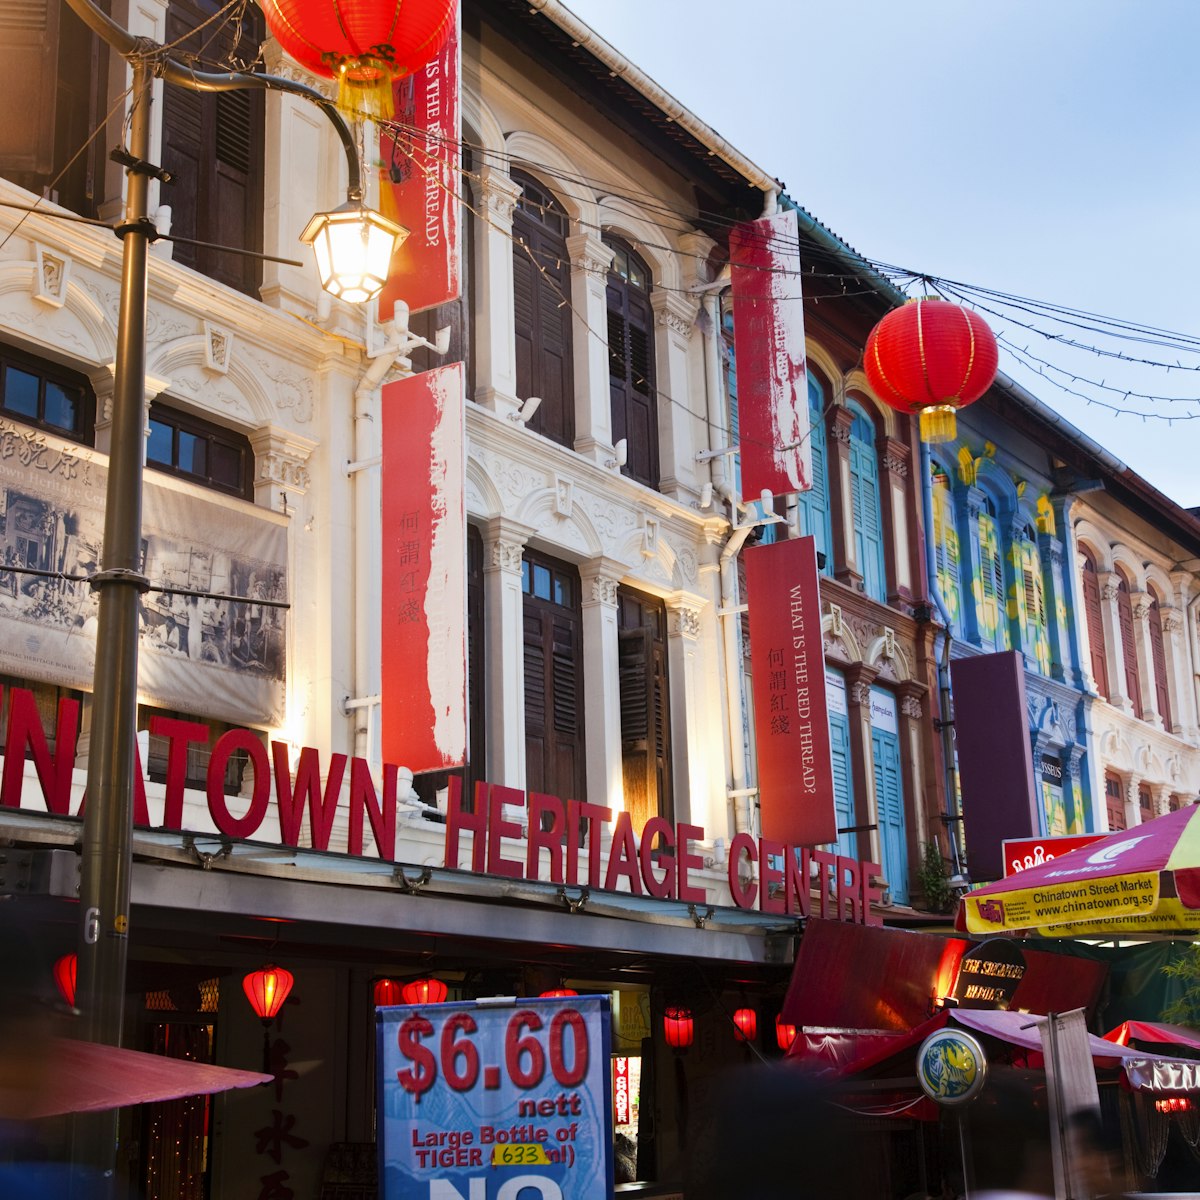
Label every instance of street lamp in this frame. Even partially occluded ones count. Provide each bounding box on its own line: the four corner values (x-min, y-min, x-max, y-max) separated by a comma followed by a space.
301, 202, 409, 303
60, 0, 398, 1184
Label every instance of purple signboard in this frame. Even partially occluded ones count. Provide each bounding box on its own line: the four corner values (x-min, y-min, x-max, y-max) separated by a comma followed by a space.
377, 995, 613, 1200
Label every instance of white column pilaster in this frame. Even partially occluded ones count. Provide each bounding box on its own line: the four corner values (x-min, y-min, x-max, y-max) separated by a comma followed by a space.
580, 560, 625, 813
649, 290, 700, 503
565, 231, 616, 466
1130, 591, 1162, 728
664, 593, 707, 828
1098, 572, 1132, 710
474, 167, 523, 415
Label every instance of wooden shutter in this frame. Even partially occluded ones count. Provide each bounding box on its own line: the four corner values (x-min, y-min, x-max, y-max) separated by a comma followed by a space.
871, 720, 908, 905
1149, 599, 1172, 730
1139, 783, 1154, 826
1080, 551, 1108, 697
160, 0, 263, 296
977, 512, 1009, 650
1020, 538, 1049, 672
800, 376, 832, 570
606, 247, 659, 488
511, 185, 574, 449
1116, 576, 1143, 718
0, 0, 60, 175
849, 415, 886, 602
828, 691, 855, 860
1105, 774, 1126, 831
931, 473, 960, 631
617, 589, 673, 831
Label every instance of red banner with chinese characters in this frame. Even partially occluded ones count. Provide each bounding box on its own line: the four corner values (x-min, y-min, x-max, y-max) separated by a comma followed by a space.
381, 364, 466, 772
377, 1, 461, 319
729, 208, 812, 501
744, 536, 836, 846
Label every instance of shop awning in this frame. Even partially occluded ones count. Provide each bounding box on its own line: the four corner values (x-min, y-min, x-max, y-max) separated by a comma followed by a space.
1104, 1019, 1200, 1053
19, 1037, 271, 1119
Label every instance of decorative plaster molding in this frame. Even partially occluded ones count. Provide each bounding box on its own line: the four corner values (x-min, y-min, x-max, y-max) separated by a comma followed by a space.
587, 574, 620, 607
248, 355, 315, 424
479, 166, 522, 224
882, 626, 896, 659
33, 245, 70, 307
565, 232, 614, 279
901, 695, 923, 720
828, 603, 844, 638
1131, 592, 1152, 621
488, 539, 525, 574
204, 322, 234, 374
641, 516, 659, 560
650, 290, 698, 337
1099, 573, 1121, 603
248, 425, 317, 497
669, 605, 702, 639
1162, 609, 1184, 635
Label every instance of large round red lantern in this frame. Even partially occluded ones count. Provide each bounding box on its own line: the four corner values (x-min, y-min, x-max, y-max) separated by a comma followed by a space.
775, 1014, 798, 1052
663, 1006, 694, 1051
864, 298, 998, 445
539, 988, 579, 999
401, 977, 448, 1005
259, 0, 456, 118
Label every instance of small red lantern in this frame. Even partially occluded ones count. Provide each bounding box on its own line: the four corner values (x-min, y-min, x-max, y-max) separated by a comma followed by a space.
663, 1006, 694, 1050
243, 965, 295, 1023
374, 978, 403, 1007
402, 977, 448, 1005
732, 1007, 757, 1043
539, 988, 579, 999
259, 0, 456, 118
53, 953, 77, 1008
864, 297, 998, 444
775, 1015, 798, 1052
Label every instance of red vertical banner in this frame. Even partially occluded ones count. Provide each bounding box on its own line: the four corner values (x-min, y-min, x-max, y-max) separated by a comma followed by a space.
729, 209, 811, 501
381, 364, 466, 772
377, 1, 461, 318
744, 536, 836, 846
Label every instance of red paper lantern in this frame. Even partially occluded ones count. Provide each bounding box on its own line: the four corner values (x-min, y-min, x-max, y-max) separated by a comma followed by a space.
539, 988, 579, 999
663, 1006, 694, 1050
864, 298, 998, 444
53, 953, 77, 1008
401, 977, 448, 1005
259, 0, 456, 117
775, 1014, 798, 1052
374, 978, 403, 1006
732, 1007, 757, 1043
243, 965, 295, 1022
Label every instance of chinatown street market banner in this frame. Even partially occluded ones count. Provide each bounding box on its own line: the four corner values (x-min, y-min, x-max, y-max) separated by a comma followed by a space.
729, 207, 812, 501
378, 0, 461, 320
378, 995, 613, 1200
381, 364, 467, 773
0, 419, 286, 727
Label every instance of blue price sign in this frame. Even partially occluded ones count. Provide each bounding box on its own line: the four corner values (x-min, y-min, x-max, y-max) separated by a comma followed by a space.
377, 995, 613, 1200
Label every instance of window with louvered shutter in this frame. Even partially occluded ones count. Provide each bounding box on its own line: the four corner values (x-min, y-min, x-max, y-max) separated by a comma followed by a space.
976, 507, 1010, 651
522, 549, 584, 801
1149, 595, 1172, 730
931, 462, 961, 634
617, 587, 672, 832
848, 405, 886, 602
0, 0, 60, 177
1105, 773, 1126, 830
1080, 549, 1108, 698
1018, 530, 1050, 674
798, 374, 833, 573
1139, 783, 1154, 826
511, 172, 574, 448
160, 0, 264, 296
1115, 572, 1143, 719
604, 237, 658, 487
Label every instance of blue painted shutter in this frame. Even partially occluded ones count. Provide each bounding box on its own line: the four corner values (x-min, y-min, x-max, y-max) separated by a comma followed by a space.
830, 708, 855, 861
932, 472, 962, 635
798, 375, 832, 573
870, 690, 907, 905
849, 410, 886, 602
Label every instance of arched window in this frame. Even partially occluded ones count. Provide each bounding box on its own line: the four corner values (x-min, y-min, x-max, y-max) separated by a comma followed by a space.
1115, 568, 1143, 719
1138, 782, 1154, 825
797, 372, 832, 574
930, 460, 962, 634
975, 496, 1009, 651
1105, 772, 1126, 831
604, 236, 658, 487
1017, 523, 1050, 674
512, 171, 574, 449
848, 403, 886, 602
1148, 589, 1173, 730
1079, 547, 1108, 698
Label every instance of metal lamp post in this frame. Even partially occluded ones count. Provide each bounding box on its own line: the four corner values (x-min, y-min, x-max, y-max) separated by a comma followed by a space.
60, 0, 405, 1183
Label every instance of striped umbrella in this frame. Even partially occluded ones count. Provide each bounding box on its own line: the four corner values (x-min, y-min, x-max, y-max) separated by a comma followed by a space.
961, 804, 1200, 937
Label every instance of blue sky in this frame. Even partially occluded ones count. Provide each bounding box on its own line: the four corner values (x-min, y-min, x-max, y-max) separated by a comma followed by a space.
562, 0, 1200, 507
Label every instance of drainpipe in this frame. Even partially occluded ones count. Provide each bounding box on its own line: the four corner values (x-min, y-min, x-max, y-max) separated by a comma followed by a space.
348, 312, 408, 760
919, 439, 965, 876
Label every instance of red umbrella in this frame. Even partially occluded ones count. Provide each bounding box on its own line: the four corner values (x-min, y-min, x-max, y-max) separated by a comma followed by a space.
960, 804, 1200, 937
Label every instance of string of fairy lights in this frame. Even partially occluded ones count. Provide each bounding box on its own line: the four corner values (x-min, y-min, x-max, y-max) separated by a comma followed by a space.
15, 8, 1200, 440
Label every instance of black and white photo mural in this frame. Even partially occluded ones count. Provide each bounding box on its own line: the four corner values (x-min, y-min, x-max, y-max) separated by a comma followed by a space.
0, 420, 287, 727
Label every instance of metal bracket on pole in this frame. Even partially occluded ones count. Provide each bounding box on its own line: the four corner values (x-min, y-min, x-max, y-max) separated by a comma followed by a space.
688, 903, 715, 929
393, 864, 432, 894
557, 885, 589, 914
88, 567, 151, 593
182, 835, 233, 871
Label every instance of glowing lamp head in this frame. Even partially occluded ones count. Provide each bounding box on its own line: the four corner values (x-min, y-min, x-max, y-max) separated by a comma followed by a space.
300, 203, 408, 303
243, 965, 294, 1023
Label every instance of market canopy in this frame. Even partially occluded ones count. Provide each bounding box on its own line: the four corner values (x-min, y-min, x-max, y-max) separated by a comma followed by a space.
17, 1037, 271, 1119
960, 805, 1200, 937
